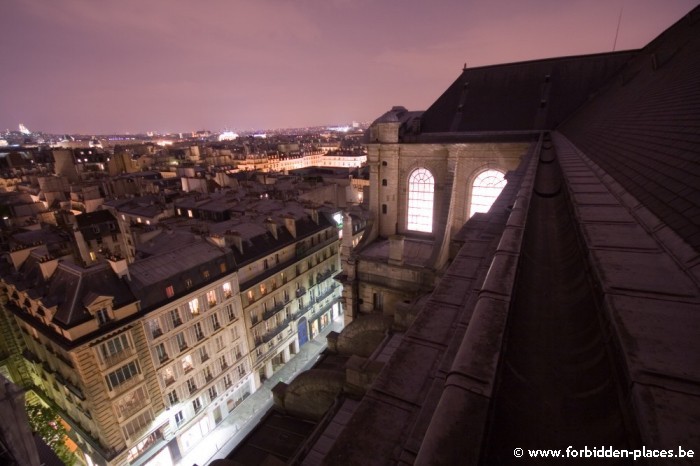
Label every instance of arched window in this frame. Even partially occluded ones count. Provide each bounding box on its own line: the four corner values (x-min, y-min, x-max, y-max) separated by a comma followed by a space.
407, 168, 434, 232
469, 170, 507, 218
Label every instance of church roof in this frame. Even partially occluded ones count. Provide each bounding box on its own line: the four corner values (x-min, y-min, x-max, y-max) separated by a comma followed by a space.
420, 51, 635, 133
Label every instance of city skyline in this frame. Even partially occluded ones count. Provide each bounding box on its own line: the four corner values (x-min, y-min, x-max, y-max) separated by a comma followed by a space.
2, 0, 698, 134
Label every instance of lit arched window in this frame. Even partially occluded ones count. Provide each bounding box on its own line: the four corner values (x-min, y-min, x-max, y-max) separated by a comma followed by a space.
407, 168, 434, 232
469, 170, 507, 218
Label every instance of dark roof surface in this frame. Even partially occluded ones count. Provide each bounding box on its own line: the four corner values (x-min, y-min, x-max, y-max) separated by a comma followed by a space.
561, 7, 700, 252
44, 261, 135, 327
420, 51, 635, 133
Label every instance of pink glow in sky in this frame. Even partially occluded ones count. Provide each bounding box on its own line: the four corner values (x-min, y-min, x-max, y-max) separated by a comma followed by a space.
1, 0, 698, 134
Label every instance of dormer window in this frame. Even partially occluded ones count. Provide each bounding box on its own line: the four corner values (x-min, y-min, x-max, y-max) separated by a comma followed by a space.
96, 308, 111, 326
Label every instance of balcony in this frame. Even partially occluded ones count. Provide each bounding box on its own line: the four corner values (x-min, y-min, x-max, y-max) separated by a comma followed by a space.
201, 353, 210, 363
295, 287, 306, 298
212, 322, 222, 332
108, 374, 144, 398
189, 384, 198, 396
99, 346, 137, 370
315, 285, 337, 304
262, 300, 286, 321
262, 316, 292, 343
172, 319, 183, 329
116, 398, 150, 423
151, 328, 163, 339
158, 354, 169, 365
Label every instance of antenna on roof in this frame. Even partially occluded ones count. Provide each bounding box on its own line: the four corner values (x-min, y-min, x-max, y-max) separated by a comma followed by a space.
463, 62, 468, 70
612, 2, 624, 51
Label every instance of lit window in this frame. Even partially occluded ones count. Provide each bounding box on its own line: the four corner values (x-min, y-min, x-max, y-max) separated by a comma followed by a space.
165, 285, 174, 298
223, 282, 232, 299
407, 168, 434, 232
187, 210, 193, 218
189, 298, 200, 316
207, 290, 217, 306
182, 355, 193, 373
469, 170, 507, 218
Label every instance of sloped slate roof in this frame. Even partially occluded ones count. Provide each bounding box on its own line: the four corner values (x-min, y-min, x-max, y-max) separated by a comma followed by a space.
44, 261, 135, 327
561, 7, 700, 252
420, 51, 635, 133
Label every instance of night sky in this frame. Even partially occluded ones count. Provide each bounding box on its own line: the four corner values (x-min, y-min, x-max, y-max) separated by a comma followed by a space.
2, 0, 697, 134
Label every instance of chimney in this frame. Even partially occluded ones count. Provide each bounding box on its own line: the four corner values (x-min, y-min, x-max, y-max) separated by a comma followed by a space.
283, 215, 296, 238
388, 235, 404, 266
264, 218, 278, 240
108, 256, 130, 281
225, 230, 244, 254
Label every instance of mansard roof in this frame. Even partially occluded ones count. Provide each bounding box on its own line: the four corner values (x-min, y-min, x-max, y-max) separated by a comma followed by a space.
43, 261, 135, 328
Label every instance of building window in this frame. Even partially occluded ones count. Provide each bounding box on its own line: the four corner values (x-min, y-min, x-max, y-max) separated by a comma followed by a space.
169, 309, 182, 328
203, 270, 210, 279
116, 386, 148, 419
206, 290, 217, 307
193, 397, 202, 413
407, 168, 434, 233
211, 313, 221, 331
187, 378, 197, 395
223, 282, 233, 299
194, 322, 204, 341
176, 332, 187, 352
382, 179, 387, 186
155, 343, 168, 364
105, 361, 140, 391
99, 334, 130, 363
149, 320, 163, 339
96, 308, 110, 326
189, 298, 200, 316
165, 285, 175, 298
167, 390, 179, 405
163, 367, 176, 386
469, 169, 507, 218
200, 346, 209, 363
185, 278, 193, 289
382, 204, 387, 214
208, 386, 218, 401
122, 410, 153, 439
182, 355, 194, 373
226, 304, 236, 322
175, 410, 184, 427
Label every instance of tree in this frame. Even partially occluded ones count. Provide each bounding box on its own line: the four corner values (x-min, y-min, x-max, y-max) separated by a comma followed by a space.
26, 403, 76, 466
